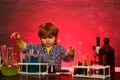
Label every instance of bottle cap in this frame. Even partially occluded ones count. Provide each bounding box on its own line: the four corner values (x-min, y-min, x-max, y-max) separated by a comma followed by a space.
104, 38, 109, 44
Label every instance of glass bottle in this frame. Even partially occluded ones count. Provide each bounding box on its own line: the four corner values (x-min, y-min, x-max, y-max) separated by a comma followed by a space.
99, 38, 115, 75
93, 37, 100, 65
74, 61, 82, 75
88, 61, 93, 76
82, 60, 87, 76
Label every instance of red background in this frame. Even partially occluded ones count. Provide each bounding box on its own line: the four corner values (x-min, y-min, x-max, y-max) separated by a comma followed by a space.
0, 0, 120, 67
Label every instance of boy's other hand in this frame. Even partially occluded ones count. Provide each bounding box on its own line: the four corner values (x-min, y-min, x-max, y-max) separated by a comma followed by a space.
67, 47, 75, 61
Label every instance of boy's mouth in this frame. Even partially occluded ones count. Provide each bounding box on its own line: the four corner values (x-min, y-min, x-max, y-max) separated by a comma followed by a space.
46, 43, 51, 45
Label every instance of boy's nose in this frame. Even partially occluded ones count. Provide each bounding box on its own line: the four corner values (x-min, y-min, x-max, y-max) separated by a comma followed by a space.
46, 38, 50, 41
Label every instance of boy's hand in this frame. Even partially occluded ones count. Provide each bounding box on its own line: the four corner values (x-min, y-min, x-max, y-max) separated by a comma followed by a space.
67, 47, 75, 61
10, 32, 21, 40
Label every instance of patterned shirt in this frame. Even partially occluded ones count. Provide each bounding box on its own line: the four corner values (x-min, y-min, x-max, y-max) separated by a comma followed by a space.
22, 43, 70, 71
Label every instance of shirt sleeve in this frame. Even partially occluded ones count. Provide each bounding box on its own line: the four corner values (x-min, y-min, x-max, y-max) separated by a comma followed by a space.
22, 43, 38, 54
59, 46, 71, 62
16, 39, 26, 50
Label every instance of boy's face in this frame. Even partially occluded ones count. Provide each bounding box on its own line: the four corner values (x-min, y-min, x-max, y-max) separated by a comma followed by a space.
41, 36, 56, 47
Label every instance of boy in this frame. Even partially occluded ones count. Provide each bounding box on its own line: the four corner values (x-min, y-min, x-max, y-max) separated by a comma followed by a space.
11, 22, 75, 72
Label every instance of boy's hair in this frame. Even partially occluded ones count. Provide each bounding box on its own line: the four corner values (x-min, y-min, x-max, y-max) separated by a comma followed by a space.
38, 22, 59, 39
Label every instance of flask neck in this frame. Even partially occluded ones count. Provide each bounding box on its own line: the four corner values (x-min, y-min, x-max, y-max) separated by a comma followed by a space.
104, 38, 110, 45
96, 37, 100, 46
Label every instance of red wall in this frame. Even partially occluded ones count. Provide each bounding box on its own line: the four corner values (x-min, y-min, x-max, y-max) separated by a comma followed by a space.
0, 0, 120, 67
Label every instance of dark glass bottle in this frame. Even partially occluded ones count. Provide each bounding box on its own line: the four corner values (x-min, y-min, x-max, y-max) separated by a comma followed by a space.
93, 37, 100, 65
99, 38, 115, 74
74, 61, 82, 75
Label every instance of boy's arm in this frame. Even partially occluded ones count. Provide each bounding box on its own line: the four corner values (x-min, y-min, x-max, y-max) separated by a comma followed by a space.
11, 32, 26, 50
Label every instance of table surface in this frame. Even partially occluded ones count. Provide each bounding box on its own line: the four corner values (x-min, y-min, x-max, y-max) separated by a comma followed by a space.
0, 72, 119, 80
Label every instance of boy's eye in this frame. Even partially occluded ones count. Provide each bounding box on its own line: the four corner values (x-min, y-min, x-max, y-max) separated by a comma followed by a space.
42, 37, 53, 39
48, 37, 53, 38
42, 38, 46, 39
42, 37, 46, 39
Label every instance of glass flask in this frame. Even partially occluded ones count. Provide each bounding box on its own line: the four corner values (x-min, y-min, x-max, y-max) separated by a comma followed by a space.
1, 46, 18, 76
